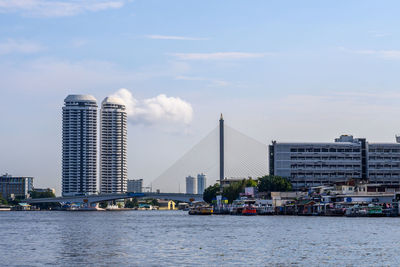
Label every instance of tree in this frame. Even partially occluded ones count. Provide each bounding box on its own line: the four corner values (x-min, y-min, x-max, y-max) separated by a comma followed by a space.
125, 198, 138, 208
245, 178, 258, 187
29, 190, 59, 210
30, 190, 56, 199
99, 201, 108, 209
0, 193, 7, 205
222, 181, 245, 203
150, 199, 159, 206
203, 183, 220, 203
257, 175, 292, 193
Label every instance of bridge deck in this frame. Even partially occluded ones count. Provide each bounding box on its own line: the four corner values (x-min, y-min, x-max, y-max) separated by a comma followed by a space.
23, 192, 204, 204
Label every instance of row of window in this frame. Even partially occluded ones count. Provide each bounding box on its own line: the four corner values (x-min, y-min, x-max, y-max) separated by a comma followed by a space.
369, 173, 400, 177
369, 156, 400, 160
291, 172, 360, 178
369, 148, 400, 153
290, 148, 360, 153
369, 164, 400, 169
290, 156, 361, 161
291, 164, 361, 169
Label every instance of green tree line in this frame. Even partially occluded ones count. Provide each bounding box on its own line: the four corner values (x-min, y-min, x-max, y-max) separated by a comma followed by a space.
203, 175, 292, 204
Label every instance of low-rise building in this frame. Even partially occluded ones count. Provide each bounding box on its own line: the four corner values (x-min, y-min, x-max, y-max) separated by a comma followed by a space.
270, 191, 307, 207
158, 200, 176, 210
0, 174, 33, 199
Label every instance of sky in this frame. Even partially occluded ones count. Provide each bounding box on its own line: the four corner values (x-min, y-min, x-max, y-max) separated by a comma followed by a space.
2, 0, 400, 194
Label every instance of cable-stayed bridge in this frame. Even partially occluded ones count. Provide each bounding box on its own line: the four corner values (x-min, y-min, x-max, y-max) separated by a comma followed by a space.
22, 115, 268, 204
151, 116, 268, 193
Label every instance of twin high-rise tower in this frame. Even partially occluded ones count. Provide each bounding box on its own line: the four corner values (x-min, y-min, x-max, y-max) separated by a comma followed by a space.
100, 97, 127, 193
62, 94, 127, 196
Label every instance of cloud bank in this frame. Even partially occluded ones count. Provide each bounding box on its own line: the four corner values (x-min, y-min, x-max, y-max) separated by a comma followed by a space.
111, 88, 193, 125
0, 39, 44, 55
356, 49, 400, 60
339, 47, 400, 60
0, 0, 125, 17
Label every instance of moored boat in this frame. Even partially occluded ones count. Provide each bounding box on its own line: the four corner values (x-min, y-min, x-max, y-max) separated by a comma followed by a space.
0, 205, 11, 211
188, 206, 213, 215
242, 205, 257, 216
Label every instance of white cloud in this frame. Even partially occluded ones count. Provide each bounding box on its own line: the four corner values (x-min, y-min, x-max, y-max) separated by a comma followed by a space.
111, 88, 193, 125
146, 35, 209, 41
0, 0, 126, 17
341, 47, 400, 60
175, 75, 230, 87
360, 50, 400, 59
368, 30, 390, 38
169, 52, 271, 60
0, 38, 44, 55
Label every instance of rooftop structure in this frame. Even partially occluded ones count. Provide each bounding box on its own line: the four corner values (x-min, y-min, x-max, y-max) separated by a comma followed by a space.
64, 95, 97, 103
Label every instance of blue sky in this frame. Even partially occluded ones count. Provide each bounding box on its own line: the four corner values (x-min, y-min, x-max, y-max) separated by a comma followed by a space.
2, 0, 400, 194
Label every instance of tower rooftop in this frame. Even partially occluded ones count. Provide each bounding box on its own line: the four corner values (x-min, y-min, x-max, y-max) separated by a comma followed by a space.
102, 96, 125, 106
64, 94, 97, 102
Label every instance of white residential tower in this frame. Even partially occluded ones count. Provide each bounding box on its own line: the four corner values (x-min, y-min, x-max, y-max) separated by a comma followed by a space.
62, 95, 98, 196
100, 97, 127, 193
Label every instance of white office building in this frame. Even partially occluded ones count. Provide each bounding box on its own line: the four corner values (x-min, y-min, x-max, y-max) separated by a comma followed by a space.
197, 173, 206, 194
186, 175, 197, 194
100, 97, 127, 193
62, 95, 98, 196
270, 135, 400, 189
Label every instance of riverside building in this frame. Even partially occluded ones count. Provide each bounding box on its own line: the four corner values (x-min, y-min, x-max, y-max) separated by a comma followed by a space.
0, 174, 33, 199
62, 95, 98, 196
269, 135, 400, 189
186, 175, 197, 194
100, 97, 127, 194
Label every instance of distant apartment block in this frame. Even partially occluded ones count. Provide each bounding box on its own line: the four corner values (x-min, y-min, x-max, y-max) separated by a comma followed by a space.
127, 179, 143, 193
62, 95, 98, 196
197, 173, 206, 194
186, 175, 197, 194
0, 174, 33, 199
269, 135, 400, 189
100, 97, 127, 194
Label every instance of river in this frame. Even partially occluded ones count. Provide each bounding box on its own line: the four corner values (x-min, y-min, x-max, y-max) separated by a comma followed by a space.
0, 210, 398, 266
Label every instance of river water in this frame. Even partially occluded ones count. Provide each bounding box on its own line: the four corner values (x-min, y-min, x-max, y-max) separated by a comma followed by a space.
1, 210, 399, 266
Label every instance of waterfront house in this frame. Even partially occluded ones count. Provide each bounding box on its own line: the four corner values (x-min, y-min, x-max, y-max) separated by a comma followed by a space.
158, 200, 176, 210
271, 191, 307, 207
